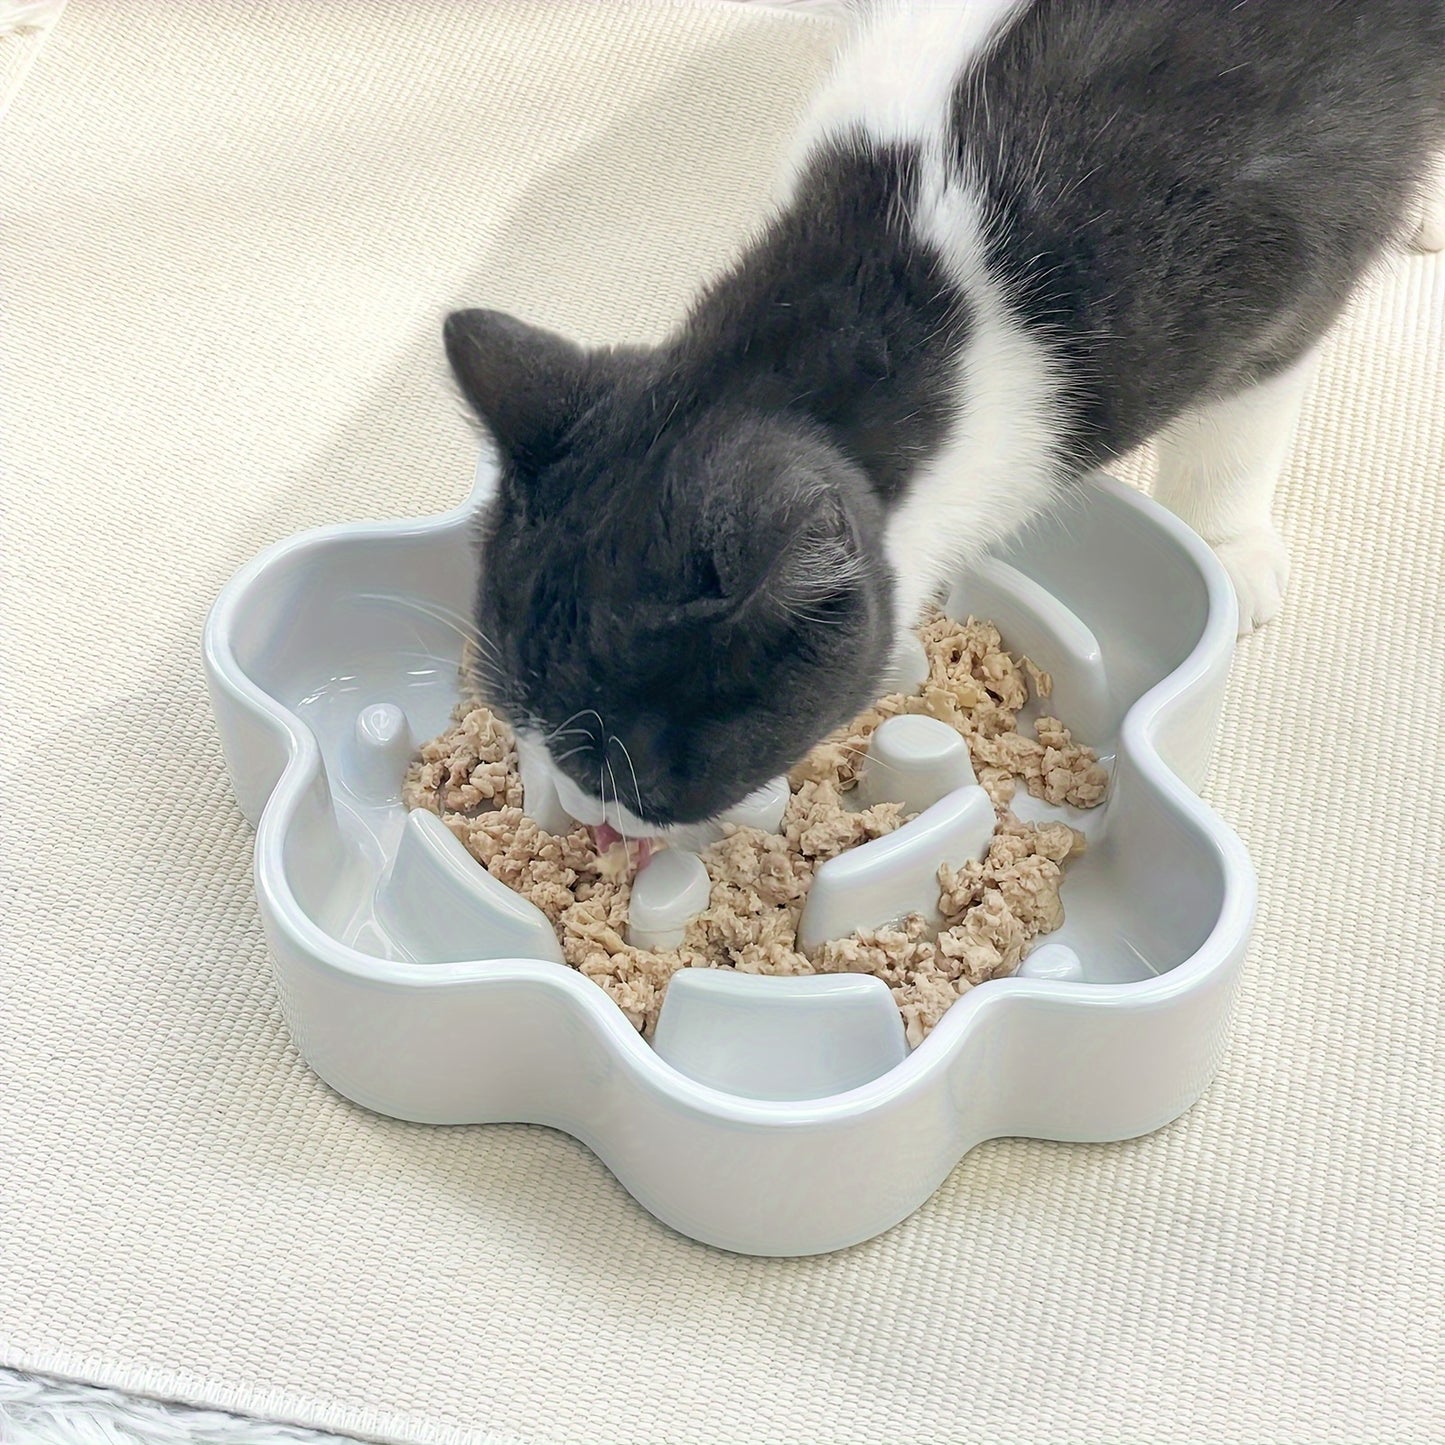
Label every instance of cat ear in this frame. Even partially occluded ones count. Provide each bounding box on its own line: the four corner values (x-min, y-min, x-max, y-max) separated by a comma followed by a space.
773, 525, 871, 617
698, 494, 868, 627
443, 308, 589, 466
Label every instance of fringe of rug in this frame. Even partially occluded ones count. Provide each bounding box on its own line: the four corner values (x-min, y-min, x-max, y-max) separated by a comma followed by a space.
0, 0, 63, 118
0, 1369, 368, 1445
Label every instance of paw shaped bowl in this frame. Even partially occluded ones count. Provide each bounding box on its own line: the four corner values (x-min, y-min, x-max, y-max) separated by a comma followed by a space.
203, 462, 1255, 1257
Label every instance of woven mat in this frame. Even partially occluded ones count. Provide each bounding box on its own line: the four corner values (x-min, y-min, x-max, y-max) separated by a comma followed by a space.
2, 4, 1441, 1442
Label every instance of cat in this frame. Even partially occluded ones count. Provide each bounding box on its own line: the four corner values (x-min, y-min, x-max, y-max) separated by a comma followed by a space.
444, 0, 1445, 835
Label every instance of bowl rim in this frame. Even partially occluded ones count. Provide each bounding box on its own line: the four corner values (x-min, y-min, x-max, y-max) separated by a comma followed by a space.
202, 462, 1256, 1124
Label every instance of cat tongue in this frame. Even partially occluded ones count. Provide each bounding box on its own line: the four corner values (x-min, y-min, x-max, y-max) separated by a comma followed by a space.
592, 823, 655, 872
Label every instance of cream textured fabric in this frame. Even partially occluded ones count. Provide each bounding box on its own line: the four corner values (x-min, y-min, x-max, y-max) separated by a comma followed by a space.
0, 0, 59, 117
0, 1369, 364, 1445
2, 4, 1442, 1443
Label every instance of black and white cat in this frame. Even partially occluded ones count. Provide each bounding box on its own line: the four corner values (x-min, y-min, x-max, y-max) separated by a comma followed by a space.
444, 0, 1445, 835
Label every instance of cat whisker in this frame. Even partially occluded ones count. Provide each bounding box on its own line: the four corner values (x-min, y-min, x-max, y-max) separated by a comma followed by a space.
547, 709, 596, 742
779, 602, 849, 628
546, 727, 594, 746
355, 593, 504, 666
393, 648, 506, 699
828, 738, 969, 782
354, 595, 505, 693
378, 613, 505, 695
609, 734, 646, 822
550, 744, 592, 768
604, 752, 629, 852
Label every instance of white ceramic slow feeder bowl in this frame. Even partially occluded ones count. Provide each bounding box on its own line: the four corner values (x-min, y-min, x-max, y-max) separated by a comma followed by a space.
203, 461, 1255, 1257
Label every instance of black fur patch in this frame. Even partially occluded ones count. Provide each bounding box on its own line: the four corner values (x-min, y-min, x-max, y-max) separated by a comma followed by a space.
960, 0, 1445, 462
679, 140, 971, 501
448, 143, 961, 824
449, 0, 1445, 822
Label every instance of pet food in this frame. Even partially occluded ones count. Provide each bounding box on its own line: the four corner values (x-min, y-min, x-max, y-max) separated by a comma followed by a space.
403, 612, 1107, 1046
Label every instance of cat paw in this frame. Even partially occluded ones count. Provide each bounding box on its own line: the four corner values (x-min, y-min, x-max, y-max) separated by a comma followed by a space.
1413, 165, 1445, 252
1413, 203, 1445, 253
1212, 525, 1290, 636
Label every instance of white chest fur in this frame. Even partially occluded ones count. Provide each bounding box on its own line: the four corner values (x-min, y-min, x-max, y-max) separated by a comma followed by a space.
788, 0, 1069, 629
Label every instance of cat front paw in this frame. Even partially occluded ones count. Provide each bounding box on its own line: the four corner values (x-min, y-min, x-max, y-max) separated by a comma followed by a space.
1413, 164, 1445, 252
1212, 525, 1290, 636
1414, 204, 1445, 253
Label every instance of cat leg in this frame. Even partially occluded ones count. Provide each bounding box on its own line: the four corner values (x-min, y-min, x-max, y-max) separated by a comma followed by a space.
1152, 350, 1318, 636
1412, 151, 1445, 253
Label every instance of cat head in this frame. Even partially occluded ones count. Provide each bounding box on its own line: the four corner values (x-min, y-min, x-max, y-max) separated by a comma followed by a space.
444, 307, 895, 830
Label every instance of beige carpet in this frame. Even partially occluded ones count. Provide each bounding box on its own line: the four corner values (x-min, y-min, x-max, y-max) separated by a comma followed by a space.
0, 1, 60, 117
2, 4, 1442, 1443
